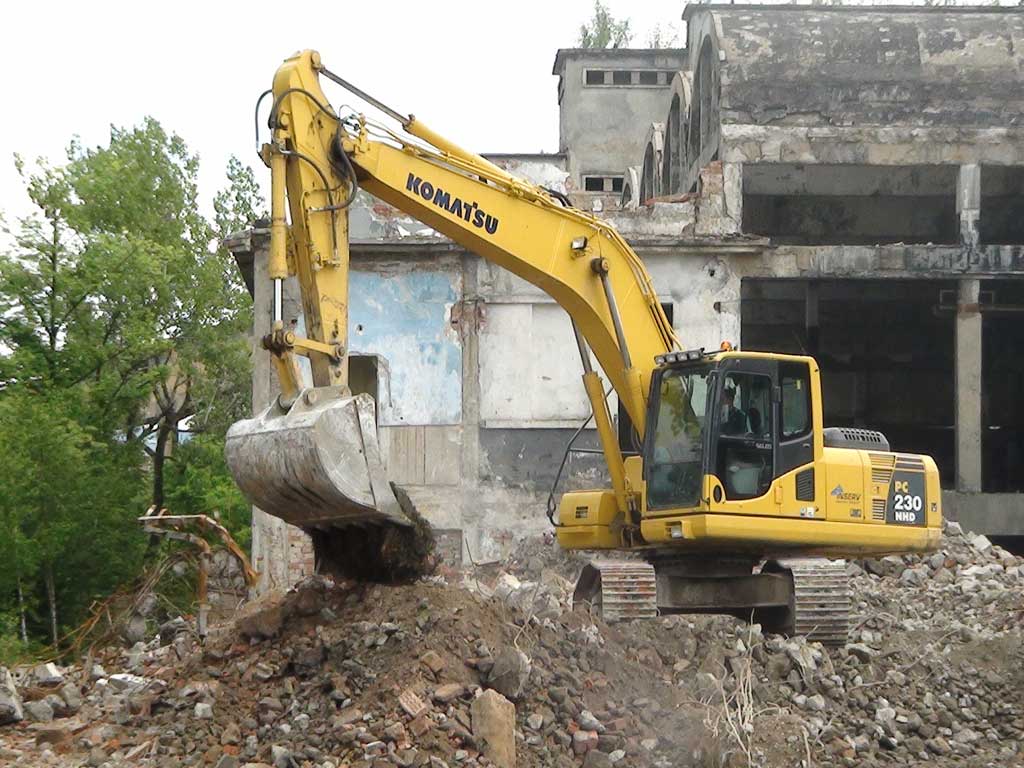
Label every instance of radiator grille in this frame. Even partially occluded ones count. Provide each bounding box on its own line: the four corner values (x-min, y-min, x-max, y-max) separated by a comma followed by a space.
796, 468, 815, 501
895, 455, 925, 471
869, 453, 896, 486
871, 498, 886, 521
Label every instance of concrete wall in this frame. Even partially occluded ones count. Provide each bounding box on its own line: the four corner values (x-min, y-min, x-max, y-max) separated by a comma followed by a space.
349, 259, 462, 426
699, 6, 1024, 130
553, 49, 687, 197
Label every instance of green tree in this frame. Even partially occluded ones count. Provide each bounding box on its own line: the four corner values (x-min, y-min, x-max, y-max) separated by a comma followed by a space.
0, 120, 257, 649
0, 395, 39, 647
577, 0, 632, 49
646, 24, 679, 49
0, 389, 143, 646
213, 156, 267, 239
165, 433, 252, 549
58, 120, 252, 511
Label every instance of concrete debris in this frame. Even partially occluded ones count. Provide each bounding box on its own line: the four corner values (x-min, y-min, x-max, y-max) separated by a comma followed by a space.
2, 523, 1024, 766
106, 673, 149, 693
23, 699, 54, 723
399, 688, 428, 719
234, 591, 288, 640
484, 648, 532, 702
431, 682, 465, 703
0, 668, 23, 725
470, 689, 516, 768
30, 663, 64, 688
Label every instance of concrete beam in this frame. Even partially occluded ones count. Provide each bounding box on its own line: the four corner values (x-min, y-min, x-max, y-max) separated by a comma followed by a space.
943, 491, 1024, 537
955, 278, 983, 493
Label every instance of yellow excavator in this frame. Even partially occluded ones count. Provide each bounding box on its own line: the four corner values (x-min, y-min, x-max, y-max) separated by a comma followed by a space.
226, 50, 941, 644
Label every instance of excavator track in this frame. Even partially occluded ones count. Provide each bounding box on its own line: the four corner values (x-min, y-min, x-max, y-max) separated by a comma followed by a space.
779, 558, 852, 647
572, 561, 658, 622
572, 557, 852, 645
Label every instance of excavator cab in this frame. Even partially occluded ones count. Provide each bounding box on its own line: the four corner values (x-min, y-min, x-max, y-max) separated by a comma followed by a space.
559, 348, 941, 556
644, 352, 816, 514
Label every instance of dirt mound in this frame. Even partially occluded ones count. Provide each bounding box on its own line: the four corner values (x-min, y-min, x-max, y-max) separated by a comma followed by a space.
2, 519, 1023, 768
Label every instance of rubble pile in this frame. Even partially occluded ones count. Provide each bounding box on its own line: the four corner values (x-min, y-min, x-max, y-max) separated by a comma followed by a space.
0, 519, 1022, 768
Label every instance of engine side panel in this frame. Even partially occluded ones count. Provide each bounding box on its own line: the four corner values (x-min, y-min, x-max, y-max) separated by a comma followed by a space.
557, 447, 942, 558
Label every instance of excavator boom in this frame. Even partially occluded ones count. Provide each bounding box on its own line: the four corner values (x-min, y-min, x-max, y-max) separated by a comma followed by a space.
226, 50, 677, 574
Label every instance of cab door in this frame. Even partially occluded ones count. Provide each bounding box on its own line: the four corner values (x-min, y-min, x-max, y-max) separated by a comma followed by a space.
776, 361, 815, 476
709, 358, 777, 503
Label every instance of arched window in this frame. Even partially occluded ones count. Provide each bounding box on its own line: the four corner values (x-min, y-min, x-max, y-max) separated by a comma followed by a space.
686, 38, 717, 191
663, 94, 680, 194
640, 143, 656, 204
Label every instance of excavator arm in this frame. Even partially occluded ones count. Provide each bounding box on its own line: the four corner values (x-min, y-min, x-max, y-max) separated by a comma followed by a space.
226, 50, 678, 570
268, 50, 675, 430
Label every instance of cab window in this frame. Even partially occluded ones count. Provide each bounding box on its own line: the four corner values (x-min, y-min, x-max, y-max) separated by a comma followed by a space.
646, 367, 710, 509
780, 362, 811, 438
716, 372, 773, 499
719, 373, 771, 439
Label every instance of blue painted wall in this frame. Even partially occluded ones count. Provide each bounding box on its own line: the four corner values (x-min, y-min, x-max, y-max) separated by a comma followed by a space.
348, 266, 462, 426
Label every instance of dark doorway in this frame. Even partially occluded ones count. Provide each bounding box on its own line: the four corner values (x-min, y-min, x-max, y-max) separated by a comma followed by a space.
982, 280, 1024, 491
348, 354, 380, 420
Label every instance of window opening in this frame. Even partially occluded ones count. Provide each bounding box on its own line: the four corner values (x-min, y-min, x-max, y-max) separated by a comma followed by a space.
716, 372, 773, 500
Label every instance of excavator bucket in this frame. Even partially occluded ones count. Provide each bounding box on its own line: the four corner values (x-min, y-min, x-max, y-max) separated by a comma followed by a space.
225, 390, 434, 580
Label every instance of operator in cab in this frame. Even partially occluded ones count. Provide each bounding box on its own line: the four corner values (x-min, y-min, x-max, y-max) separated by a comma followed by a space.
720, 387, 747, 435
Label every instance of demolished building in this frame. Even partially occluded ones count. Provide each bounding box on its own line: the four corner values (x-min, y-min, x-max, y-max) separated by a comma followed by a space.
228, 3, 1024, 592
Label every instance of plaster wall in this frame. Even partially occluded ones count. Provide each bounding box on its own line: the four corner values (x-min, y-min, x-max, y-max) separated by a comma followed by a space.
554, 50, 686, 189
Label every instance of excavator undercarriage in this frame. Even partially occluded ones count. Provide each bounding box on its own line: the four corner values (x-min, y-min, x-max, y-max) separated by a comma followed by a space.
574, 556, 851, 646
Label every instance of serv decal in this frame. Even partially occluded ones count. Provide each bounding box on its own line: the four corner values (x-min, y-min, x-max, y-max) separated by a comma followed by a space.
886, 471, 926, 526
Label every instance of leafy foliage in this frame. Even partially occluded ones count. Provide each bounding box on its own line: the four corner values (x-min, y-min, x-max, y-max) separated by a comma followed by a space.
646, 24, 679, 49
165, 433, 253, 550
0, 120, 257, 651
214, 156, 267, 239
577, 0, 632, 49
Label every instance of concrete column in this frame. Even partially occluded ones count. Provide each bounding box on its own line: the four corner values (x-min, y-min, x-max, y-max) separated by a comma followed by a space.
459, 253, 482, 564
805, 281, 820, 357
459, 253, 481, 482
235, 232, 315, 595
957, 164, 980, 248
722, 162, 743, 235
955, 278, 983, 493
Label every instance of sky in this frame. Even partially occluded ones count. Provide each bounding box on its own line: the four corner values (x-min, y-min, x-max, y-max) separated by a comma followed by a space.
0, 0, 688, 229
